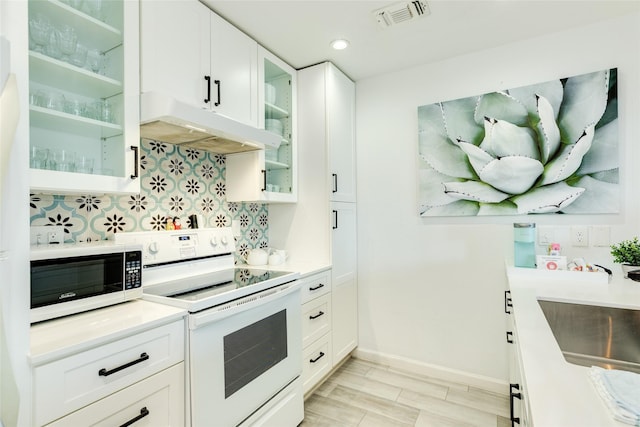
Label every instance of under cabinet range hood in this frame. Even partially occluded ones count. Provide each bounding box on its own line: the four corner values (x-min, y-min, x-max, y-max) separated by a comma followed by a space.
139, 92, 281, 154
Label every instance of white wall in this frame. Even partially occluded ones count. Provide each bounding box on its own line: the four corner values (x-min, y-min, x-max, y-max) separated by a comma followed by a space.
355, 12, 640, 385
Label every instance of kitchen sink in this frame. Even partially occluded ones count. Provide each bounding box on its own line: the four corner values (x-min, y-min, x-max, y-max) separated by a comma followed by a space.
537, 299, 640, 373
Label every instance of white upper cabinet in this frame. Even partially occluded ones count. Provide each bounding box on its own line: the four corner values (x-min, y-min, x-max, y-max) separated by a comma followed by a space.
327, 64, 356, 202
140, 0, 209, 110
140, 0, 257, 127
226, 46, 297, 203
209, 11, 258, 127
28, 0, 140, 195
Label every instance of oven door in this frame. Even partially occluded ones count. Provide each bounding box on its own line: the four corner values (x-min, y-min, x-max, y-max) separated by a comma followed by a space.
188, 281, 302, 427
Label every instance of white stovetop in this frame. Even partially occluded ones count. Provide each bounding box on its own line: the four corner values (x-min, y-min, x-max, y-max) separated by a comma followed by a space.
506, 265, 640, 427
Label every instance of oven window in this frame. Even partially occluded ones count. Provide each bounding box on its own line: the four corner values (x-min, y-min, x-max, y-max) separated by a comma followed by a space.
223, 309, 287, 398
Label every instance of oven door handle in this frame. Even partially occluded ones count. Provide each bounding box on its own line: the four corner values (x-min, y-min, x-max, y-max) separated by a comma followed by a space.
189, 282, 301, 329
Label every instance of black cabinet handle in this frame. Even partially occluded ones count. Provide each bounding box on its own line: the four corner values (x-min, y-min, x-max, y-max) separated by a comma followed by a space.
99, 352, 149, 377
309, 311, 325, 320
509, 383, 522, 426
332, 173, 338, 193
310, 352, 325, 363
504, 290, 513, 314
120, 407, 150, 427
309, 283, 325, 291
214, 79, 221, 106
506, 331, 514, 344
261, 169, 267, 191
130, 145, 139, 179
332, 210, 338, 229
204, 75, 211, 103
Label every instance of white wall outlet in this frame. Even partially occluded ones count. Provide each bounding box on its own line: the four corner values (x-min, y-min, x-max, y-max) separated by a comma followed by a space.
591, 226, 611, 247
537, 226, 555, 246
30, 225, 64, 245
570, 226, 589, 247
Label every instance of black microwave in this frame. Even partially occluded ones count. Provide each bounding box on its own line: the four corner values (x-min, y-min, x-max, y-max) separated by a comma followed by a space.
30, 242, 142, 323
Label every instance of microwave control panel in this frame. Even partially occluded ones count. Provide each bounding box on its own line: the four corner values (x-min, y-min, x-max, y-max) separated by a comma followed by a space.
125, 251, 142, 289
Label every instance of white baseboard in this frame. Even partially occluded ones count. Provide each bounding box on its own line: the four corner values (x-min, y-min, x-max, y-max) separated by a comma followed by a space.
353, 348, 508, 396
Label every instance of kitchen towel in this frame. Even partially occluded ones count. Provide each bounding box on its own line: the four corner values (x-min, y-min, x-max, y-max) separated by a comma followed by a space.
589, 366, 640, 425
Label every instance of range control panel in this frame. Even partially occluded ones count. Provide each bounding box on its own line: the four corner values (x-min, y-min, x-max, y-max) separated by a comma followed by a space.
114, 228, 235, 266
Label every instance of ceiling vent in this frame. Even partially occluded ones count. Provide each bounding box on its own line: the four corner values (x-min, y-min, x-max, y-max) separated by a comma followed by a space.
373, 1, 430, 29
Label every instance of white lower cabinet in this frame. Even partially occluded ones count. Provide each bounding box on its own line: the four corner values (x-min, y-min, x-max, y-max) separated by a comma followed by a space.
505, 290, 531, 427
45, 363, 184, 427
300, 270, 333, 395
33, 319, 185, 426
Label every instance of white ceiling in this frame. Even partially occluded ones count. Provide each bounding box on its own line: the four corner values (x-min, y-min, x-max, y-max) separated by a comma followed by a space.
202, 0, 640, 81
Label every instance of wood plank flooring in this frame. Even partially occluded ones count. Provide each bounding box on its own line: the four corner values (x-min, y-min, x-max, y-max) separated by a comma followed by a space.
301, 358, 511, 427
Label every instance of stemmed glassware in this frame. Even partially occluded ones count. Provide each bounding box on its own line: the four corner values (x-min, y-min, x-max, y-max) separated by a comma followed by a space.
57, 25, 78, 62
29, 14, 51, 54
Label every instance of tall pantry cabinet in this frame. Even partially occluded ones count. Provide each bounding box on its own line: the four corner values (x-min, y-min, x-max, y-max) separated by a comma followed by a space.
298, 62, 358, 366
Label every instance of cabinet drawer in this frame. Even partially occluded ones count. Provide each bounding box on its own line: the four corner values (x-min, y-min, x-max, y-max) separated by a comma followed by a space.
302, 293, 331, 348
300, 271, 331, 305
302, 334, 332, 395
34, 320, 184, 426
46, 363, 185, 427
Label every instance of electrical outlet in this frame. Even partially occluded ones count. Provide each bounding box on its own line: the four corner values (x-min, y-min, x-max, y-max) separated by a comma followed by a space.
30, 226, 64, 245
571, 226, 589, 247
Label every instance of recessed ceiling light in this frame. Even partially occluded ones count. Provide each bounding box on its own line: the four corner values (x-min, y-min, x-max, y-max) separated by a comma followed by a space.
331, 39, 350, 50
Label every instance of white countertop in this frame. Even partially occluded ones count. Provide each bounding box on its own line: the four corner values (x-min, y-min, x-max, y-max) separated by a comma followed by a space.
506, 266, 640, 427
30, 300, 186, 366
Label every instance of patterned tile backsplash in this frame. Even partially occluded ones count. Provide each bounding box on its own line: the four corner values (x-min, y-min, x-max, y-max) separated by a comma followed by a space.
29, 139, 269, 259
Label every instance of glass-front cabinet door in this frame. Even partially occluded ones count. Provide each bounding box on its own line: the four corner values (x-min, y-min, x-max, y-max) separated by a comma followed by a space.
226, 46, 297, 203
28, 0, 139, 195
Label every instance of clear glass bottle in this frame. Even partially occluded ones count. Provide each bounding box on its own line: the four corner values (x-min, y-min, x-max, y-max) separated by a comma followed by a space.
514, 223, 536, 268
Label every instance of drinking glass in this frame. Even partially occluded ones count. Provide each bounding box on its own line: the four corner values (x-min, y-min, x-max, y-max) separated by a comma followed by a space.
45, 30, 62, 60
54, 150, 76, 172
102, 100, 113, 123
46, 92, 65, 111
69, 43, 87, 68
29, 14, 51, 53
57, 25, 77, 61
76, 156, 94, 174
87, 48, 102, 73
30, 147, 48, 170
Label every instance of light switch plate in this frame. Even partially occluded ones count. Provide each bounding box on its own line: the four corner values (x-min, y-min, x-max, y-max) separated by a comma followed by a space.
591, 226, 610, 247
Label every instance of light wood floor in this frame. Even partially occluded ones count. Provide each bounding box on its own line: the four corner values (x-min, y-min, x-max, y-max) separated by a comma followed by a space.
301, 358, 511, 427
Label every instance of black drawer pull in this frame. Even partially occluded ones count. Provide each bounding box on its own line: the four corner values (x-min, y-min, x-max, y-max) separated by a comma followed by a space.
204, 75, 211, 103
332, 173, 338, 193
509, 383, 522, 426
130, 145, 139, 179
99, 352, 149, 377
214, 79, 221, 106
120, 407, 150, 427
310, 352, 325, 363
309, 283, 325, 291
309, 311, 325, 320
506, 331, 514, 344
505, 290, 513, 314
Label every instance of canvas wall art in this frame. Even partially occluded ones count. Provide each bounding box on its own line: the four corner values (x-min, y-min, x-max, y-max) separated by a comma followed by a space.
417, 68, 618, 217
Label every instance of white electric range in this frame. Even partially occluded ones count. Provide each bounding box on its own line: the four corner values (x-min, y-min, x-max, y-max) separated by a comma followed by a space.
115, 227, 303, 427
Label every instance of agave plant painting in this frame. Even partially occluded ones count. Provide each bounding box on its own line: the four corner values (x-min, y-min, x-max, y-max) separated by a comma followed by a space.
417, 68, 618, 216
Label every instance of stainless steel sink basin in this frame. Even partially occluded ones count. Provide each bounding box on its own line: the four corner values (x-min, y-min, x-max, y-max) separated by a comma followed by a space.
537, 299, 640, 373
